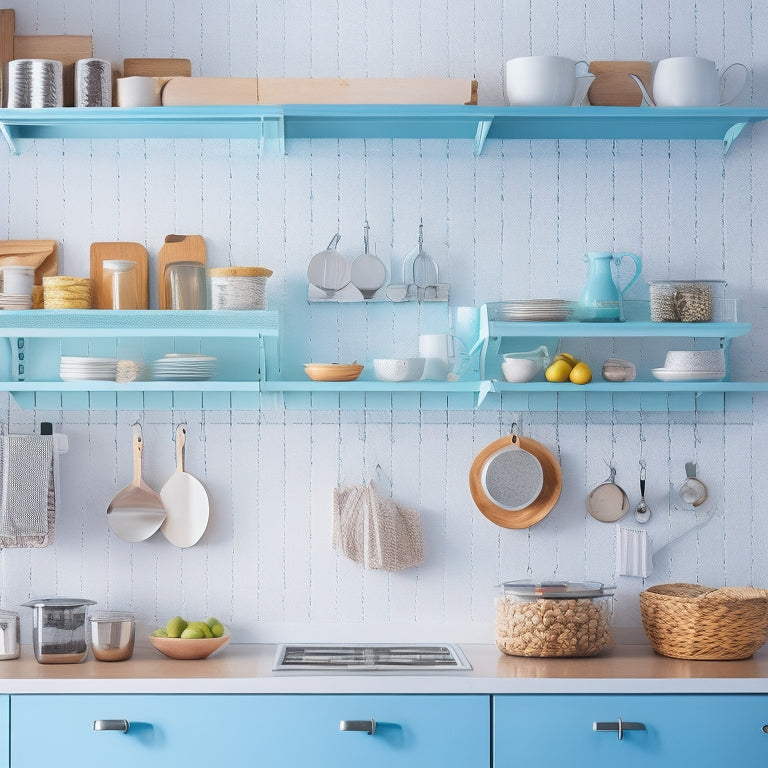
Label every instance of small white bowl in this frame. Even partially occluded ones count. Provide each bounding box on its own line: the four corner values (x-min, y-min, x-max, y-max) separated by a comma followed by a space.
664, 349, 725, 372
373, 358, 426, 382
501, 357, 540, 383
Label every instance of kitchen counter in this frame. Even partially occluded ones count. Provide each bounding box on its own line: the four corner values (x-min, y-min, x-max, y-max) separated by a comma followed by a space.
1, 643, 768, 695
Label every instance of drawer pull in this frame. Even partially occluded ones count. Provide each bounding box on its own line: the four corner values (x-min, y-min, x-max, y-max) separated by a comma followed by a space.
762, 724, 768, 734
340, 718, 376, 735
593, 718, 646, 741
93, 719, 130, 733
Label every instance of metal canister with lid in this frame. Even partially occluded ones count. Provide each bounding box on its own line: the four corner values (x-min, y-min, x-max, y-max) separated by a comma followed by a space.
22, 598, 96, 664
495, 580, 615, 658
0, 610, 20, 660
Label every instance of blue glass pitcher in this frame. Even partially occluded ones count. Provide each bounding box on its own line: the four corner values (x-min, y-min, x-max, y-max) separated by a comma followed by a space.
578, 251, 642, 322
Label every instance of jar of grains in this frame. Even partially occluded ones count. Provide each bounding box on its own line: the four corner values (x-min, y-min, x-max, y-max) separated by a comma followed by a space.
648, 280, 726, 322
495, 580, 615, 658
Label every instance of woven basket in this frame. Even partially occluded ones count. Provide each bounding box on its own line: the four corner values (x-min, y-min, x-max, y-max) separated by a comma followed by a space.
639, 583, 768, 660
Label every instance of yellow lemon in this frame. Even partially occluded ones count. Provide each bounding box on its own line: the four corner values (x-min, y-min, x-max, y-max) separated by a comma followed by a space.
569, 362, 593, 385
554, 352, 578, 367
545, 360, 573, 382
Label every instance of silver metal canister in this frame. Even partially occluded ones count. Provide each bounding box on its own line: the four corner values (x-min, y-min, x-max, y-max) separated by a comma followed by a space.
74, 58, 112, 107
0, 610, 20, 660
22, 598, 95, 664
89, 611, 135, 661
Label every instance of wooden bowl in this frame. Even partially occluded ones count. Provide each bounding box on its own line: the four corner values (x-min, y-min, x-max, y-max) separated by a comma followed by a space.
149, 633, 230, 660
304, 363, 364, 382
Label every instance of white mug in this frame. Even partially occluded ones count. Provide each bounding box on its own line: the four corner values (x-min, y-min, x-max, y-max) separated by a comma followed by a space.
2, 266, 34, 296
419, 333, 470, 381
505, 56, 595, 106
652, 57, 747, 107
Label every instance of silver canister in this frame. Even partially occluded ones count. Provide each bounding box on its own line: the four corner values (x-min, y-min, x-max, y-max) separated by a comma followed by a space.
22, 598, 95, 664
89, 611, 135, 662
7, 59, 64, 108
74, 58, 112, 107
0, 610, 20, 660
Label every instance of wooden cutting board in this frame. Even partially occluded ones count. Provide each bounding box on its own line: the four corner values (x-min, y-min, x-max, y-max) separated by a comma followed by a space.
14, 34, 93, 106
588, 61, 652, 106
89, 242, 149, 309
0, 239, 57, 284
157, 235, 206, 309
0, 9, 14, 107
162, 77, 259, 106
123, 58, 192, 78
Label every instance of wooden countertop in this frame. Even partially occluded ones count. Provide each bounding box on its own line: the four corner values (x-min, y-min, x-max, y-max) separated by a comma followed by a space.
1, 643, 767, 695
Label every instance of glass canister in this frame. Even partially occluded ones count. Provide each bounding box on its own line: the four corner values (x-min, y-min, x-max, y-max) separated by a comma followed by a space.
102, 260, 139, 310
0, 610, 20, 660
22, 598, 96, 664
164, 261, 208, 310
495, 580, 614, 657
649, 279, 726, 322
89, 611, 135, 661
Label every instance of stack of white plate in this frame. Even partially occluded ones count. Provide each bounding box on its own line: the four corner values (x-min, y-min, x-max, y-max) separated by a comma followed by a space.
152, 353, 216, 381
0, 294, 33, 310
490, 299, 573, 322
60, 356, 118, 381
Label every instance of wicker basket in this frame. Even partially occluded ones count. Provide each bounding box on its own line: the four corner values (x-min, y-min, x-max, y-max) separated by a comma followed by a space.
639, 583, 768, 660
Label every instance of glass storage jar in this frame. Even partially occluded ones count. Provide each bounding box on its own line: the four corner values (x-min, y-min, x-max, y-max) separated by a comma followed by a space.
23, 598, 96, 664
649, 279, 726, 322
495, 580, 614, 657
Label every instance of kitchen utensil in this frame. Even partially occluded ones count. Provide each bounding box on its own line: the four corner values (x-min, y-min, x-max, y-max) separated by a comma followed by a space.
373, 358, 426, 382
157, 235, 206, 309
13, 34, 93, 106
418, 333, 470, 381
501, 346, 550, 383
160, 423, 210, 548
578, 251, 642, 322
586, 466, 629, 522
304, 362, 364, 382
89, 611, 135, 661
495, 580, 614, 657
630, 57, 747, 107
634, 462, 651, 523
409, 223, 439, 303
679, 461, 708, 506
151, 353, 216, 381
350, 222, 387, 299
123, 58, 192, 78
22, 598, 96, 664
505, 56, 595, 106
74, 58, 112, 107
106, 423, 166, 543
164, 261, 208, 310
0, 610, 20, 660
469, 431, 562, 529
0, 9, 15, 107
307, 233, 351, 298
587, 61, 652, 106
149, 632, 230, 659
486, 299, 574, 321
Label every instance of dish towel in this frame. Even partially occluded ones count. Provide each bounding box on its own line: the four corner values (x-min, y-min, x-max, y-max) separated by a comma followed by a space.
332, 481, 424, 571
0, 434, 56, 548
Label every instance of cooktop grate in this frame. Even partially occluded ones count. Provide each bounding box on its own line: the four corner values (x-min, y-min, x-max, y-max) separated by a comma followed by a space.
273, 643, 471, 671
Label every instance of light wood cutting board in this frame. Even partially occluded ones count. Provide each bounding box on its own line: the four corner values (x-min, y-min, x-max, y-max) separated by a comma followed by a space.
157, 235, 206, 309
0, 9, 14, 107
588, 61, 652, 106
123, 58, 192, 78
14, 34, 93, 106
90, 242, 149, 309
0, 239, 57, 284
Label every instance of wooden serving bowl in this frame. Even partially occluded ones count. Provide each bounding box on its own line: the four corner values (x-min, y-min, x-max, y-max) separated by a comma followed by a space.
149, 633, 230, 660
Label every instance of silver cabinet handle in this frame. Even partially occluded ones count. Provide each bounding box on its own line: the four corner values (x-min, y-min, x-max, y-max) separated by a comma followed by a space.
762, 724, 768, 734
93, 719, 130, 733
340, 718, 376, 735
593, 718, 646, 741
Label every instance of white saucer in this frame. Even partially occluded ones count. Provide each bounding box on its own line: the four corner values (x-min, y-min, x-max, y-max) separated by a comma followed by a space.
651, 368, 725, 382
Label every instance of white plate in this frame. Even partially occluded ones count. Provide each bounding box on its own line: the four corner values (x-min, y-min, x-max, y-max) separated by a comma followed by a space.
651, 368, 726, 382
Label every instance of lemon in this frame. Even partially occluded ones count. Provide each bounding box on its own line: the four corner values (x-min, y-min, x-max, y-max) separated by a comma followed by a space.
569, 361, 593, 385
165, 616, 188, 638
180, 626, 206, 639
545, 360, 572, 382
554, 352, 578, 367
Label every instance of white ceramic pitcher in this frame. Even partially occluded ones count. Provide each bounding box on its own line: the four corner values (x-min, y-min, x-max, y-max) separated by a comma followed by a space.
505, 56, 595, 106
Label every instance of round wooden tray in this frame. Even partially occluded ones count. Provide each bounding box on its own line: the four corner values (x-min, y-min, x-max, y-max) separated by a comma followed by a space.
469, 434, 562, 529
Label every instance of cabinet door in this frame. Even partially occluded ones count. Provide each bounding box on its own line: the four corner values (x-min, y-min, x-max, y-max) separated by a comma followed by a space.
10, 694, 255, 768
0, 696, 7, 768
494, 694, 768, 768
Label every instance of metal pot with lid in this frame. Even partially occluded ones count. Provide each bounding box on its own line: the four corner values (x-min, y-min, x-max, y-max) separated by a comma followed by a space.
22, 598, 96, 664
495, 580, 615, 658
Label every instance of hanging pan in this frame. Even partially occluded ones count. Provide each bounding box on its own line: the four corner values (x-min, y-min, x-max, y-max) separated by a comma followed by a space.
469, 429, 562, 529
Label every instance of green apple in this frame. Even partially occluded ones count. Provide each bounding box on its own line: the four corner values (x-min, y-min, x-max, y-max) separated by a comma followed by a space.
165, 615, 188, 638
180, 626, 206, 639
186, 620, 214, 638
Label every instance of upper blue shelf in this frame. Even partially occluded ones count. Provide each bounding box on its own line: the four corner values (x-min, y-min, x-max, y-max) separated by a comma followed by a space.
1, 104, 767, 155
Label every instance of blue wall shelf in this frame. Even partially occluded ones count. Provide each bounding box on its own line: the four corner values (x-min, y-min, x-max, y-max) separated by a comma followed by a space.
2, 104, 767, 155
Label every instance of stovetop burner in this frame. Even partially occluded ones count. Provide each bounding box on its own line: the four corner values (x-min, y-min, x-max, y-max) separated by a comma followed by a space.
272, 643, 471, 672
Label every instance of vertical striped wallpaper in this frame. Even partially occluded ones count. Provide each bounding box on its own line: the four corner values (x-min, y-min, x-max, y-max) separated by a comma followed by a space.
0, 0, 767, 643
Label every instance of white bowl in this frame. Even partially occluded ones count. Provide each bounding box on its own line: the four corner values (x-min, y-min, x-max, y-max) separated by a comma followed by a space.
664, 349, 725, 372
501, 357, 541, 383
373, 358, 426, 382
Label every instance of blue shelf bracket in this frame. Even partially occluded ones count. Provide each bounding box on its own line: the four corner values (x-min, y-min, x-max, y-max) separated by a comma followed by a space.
474, 119, 493, 155
723, 122, 747, 154
476, 380, 494, 406
0, 123, 18, 155
262, 114, 286, 154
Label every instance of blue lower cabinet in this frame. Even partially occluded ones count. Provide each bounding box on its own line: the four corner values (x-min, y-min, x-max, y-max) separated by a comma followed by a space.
0, 696, 7, 768
11, 694, 490, 768
493, 694, 768, 768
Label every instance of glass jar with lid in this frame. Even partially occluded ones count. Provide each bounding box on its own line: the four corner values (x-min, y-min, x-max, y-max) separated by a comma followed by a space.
102, 260, 139, 310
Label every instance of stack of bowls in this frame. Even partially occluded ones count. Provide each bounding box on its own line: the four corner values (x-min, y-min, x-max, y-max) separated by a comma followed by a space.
652, 349, 726, 382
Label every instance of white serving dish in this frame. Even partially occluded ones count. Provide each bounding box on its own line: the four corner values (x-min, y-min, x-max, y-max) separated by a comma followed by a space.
664, 349, 725, 372
373, 358, 426, 382
651, 368, 726, 382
